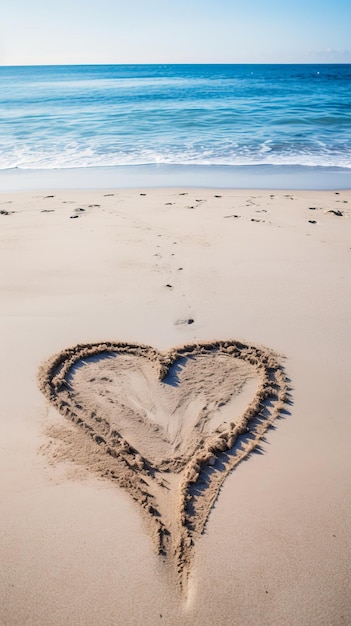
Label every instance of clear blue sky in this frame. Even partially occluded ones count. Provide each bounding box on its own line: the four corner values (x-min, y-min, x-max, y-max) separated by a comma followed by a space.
1, 0, 351, 65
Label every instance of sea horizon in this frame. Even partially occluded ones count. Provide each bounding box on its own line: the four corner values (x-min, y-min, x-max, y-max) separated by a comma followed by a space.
2, 62, 351, 66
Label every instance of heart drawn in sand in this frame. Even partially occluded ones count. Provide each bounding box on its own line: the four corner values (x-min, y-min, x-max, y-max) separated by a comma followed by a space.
38, 340, 288, 588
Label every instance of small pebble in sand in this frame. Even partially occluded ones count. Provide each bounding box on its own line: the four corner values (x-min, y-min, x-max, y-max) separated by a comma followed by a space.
308, 220, 317, 224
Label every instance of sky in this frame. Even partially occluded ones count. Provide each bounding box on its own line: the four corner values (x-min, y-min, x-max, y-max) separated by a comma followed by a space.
1, 0, 351, 66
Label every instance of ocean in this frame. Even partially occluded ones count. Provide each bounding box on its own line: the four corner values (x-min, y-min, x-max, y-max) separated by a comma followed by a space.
1, 64, 351, 188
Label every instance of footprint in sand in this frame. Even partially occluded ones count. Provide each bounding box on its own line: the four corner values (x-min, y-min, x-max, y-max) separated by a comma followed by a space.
174, 318, 194, 325
327, 210, 343, 216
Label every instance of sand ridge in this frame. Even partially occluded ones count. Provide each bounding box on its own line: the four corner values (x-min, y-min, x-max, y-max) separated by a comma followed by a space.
38, 339, 289, 589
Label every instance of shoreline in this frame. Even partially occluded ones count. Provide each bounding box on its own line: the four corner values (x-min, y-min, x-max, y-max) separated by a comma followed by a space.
0, 187, 350, 625
1, 163, 351, 192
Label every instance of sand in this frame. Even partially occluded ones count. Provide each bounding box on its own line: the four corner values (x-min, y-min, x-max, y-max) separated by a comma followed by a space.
0, 188, 350, 625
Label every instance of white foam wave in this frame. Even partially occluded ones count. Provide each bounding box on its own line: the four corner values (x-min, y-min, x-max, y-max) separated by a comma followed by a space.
0, 144, 350, 170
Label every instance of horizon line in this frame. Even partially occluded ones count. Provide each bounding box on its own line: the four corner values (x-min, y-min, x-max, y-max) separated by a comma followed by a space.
1, 62, 351, 69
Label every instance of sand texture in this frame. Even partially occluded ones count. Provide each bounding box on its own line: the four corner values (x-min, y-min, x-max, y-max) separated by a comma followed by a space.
38, 339, 288, 587
0, 188, 350, 625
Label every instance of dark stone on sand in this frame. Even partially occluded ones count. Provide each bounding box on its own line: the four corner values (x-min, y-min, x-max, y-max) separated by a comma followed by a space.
308, 220, 317, 224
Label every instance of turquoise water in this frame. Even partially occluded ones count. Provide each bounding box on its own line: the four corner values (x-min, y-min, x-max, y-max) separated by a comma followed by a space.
1, 64, 350, 172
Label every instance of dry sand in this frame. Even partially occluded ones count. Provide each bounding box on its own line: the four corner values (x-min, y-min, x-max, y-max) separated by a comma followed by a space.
0, 188, 350, 625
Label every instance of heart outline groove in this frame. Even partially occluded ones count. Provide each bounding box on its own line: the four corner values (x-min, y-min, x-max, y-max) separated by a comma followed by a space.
38, 340, 289, 589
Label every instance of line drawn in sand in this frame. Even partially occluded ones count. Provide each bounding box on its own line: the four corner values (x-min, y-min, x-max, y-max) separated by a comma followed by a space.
38, 340, 290, 591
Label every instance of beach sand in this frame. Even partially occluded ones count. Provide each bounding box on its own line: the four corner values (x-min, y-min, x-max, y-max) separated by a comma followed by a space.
0, 188, 350, 625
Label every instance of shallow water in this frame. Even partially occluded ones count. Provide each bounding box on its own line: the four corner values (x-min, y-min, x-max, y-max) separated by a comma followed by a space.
1, 64, 350, 171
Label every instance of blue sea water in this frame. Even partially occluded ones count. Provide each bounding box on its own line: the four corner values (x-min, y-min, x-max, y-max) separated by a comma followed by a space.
0, 64, 350, 174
